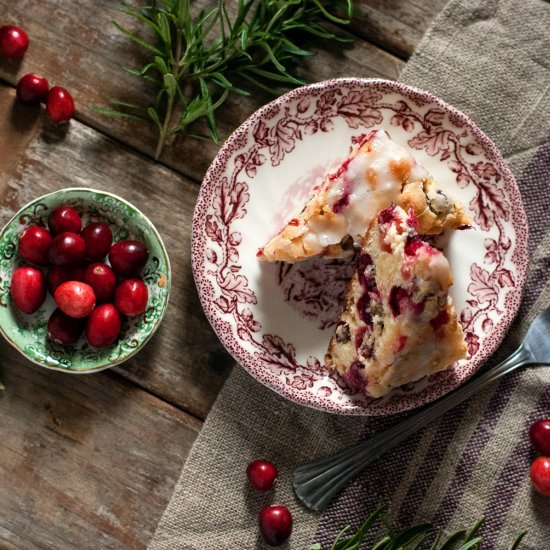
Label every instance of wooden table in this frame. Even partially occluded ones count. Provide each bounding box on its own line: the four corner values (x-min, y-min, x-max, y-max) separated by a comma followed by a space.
0, 2, 446, 547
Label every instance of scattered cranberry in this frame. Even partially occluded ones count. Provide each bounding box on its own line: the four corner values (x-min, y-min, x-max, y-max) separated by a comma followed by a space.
115, 278, 148, 316
16, 73, 49, 105
54, 281, 96, 318
48, 232, 86, 266
10, 266, 46, 314
85, 304, 122, 347
109, 240, 149, 276
47, 308, 85, 345
47, 265, 84, 294
18, 225, 52, 265
0, 25, 29, 59
46, 86, 75, 123
81, 222, 112, 261
530, 456, 550, 497
246, 460, 278, 491
259, 505, 293, 547
530, 419, 550, 455
84, 263, 116, 303
48, 206, 82, 235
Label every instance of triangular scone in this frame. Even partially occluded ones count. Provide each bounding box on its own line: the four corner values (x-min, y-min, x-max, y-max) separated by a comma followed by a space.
258, 130, 469, 263
325, 205, 467, 398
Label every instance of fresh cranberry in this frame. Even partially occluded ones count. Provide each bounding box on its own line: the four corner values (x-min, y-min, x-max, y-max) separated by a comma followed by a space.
81, 222, 112, 261
404, 235, 424, 257
259, 505, 293, 547
10, 266, 46, 314
54, 281, 96, 318
115, 278, 148, 316
47, 265, 84, 294
48, 232, 85, 266
84, 263, 116, 303
0, 25, 29, 59
18, 225, 52, 265
530, 420, 550, 455
46, 86, 75, 123
85, 304, 122, 347
48, 206, 82, 235
530, 456, 550, 497
47, 308, 85, 345
246, 460, 278, 491
109, 240, 149, 276
16, 73, 49, 105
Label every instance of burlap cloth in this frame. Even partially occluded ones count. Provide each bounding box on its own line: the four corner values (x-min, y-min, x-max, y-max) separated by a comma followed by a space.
150, 0, 550, 547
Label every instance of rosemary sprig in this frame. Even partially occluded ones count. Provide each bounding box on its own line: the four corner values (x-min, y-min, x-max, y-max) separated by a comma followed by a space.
92, 0, 353, 159
308, 506, 527, 550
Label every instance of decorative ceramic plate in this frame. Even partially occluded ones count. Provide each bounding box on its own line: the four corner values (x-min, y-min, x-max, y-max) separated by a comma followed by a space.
192, 78, 528, 415
0, 188, 170, 373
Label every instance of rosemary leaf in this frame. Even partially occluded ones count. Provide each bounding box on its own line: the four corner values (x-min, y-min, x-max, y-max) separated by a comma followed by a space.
94, 0, 354, 160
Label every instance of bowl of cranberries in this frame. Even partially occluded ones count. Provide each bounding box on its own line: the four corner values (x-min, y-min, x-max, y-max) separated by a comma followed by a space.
0, 188, 170, 372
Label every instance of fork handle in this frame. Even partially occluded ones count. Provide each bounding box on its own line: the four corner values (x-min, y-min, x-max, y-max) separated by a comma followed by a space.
293, 344, 533, 511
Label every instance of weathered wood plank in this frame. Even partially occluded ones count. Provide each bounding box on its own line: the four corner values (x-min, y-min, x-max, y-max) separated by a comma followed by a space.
0, 0, 404, 182
0, 83, 234, 418
0, 344, 201, 549
349, 1, 448, 59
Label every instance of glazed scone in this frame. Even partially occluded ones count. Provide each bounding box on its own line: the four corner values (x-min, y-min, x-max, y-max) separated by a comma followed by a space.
258, 130, 469, 263
258, 130, 429, 263
325, 205, 467, 398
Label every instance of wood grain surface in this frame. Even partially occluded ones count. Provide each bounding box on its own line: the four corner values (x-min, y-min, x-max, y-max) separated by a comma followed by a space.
0, 1, 442, 547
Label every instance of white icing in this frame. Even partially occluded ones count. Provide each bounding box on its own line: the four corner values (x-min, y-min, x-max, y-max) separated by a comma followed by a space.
303, 131, 428, 253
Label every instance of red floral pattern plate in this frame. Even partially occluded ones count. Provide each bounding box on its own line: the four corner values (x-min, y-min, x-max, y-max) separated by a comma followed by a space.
192, 78, 528, 415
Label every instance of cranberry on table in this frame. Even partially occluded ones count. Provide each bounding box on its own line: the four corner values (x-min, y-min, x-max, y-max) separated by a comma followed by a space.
115, 278, 148, 316
259, 505, 293, 547
46, 86, 75, 123
18, 225, 52, 265
48, 206, 82, 235
246, 460, 278, 491
81, 222, 112, 262
109, 240, 149, 276
530, 419, 550, 455
530, 456, 550, 497
85, 304, 122, 347
47, 265, 84, 294
10, 266, 46, 314
16, 73, 49, 105
0, 25, 29, 59
48, 232, 86, 266
84, 263, 116, 303
47, 308, 85, 346
54, 281, 96, 319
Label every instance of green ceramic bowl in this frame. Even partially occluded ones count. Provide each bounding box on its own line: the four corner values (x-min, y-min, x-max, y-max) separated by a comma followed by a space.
0, 188, 171, 373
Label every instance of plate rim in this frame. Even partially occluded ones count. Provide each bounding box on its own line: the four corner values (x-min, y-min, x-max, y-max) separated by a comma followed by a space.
192, 77, 529, 415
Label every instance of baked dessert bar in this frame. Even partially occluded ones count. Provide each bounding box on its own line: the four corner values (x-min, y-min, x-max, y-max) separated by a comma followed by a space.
258, 130, 468, 262
325, 205, 467, 398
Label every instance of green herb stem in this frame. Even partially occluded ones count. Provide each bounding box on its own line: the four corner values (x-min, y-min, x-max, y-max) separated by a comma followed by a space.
93, 0, 354, 160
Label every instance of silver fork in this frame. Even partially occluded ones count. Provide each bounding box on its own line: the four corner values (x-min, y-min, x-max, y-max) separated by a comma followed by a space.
293, 307, 550, 511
